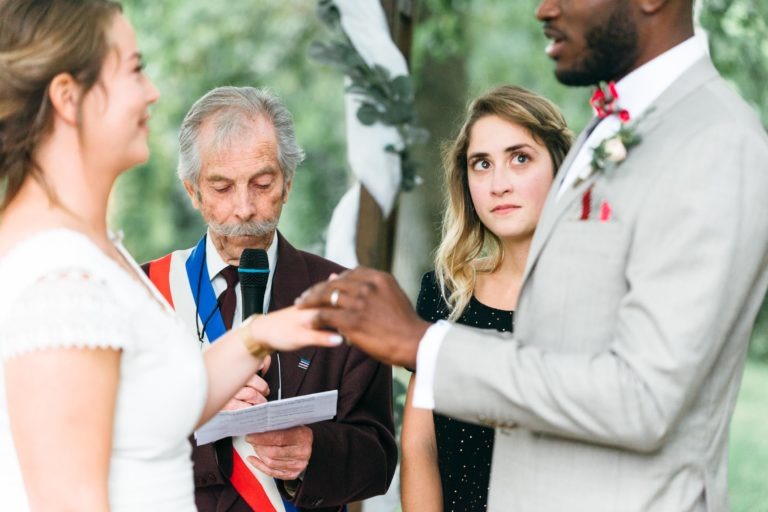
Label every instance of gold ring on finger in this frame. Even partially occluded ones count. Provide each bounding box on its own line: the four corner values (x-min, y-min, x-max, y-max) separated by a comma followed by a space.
330, 289, 340, 308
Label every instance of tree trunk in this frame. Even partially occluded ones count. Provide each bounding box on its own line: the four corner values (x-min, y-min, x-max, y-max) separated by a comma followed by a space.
353, 0, 416, 270
392, 15, 468, 300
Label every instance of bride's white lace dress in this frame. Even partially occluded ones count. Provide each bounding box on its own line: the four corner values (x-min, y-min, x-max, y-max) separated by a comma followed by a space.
0, 229, 207, 511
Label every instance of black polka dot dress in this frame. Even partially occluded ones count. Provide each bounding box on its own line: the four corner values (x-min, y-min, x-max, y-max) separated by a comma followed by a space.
415, 271, 514, 512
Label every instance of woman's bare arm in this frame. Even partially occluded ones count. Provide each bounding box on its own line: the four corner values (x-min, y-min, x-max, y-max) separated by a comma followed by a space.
6, 347, 120, 512
401, 374, 443, 512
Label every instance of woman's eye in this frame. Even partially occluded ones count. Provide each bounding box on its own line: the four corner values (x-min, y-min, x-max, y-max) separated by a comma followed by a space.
513, 153, 530, 164
472, 159, 491, 171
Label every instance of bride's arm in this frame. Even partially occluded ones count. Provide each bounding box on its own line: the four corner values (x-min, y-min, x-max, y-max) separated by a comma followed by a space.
198, 306, 341, 427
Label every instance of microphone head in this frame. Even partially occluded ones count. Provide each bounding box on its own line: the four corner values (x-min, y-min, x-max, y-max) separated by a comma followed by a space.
239, 248, 269, 287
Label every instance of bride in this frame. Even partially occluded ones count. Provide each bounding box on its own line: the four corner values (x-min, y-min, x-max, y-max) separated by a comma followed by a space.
0, 1, 340, 510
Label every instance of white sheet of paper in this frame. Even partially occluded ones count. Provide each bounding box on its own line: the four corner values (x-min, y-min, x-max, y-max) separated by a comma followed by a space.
194, 390, 338, 445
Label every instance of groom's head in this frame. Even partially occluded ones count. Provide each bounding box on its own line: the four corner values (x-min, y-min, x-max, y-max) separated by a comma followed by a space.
535, 0, 695, 86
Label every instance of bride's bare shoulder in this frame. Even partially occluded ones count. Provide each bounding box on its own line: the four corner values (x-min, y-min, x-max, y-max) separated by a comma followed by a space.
0, 209, 79, 257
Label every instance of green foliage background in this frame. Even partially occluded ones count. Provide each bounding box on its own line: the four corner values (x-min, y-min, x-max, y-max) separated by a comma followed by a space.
700, 0, 768, 363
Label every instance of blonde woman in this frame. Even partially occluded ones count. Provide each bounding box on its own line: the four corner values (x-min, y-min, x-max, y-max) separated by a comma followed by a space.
401, 85, 572, 512
0, 2, 340, 511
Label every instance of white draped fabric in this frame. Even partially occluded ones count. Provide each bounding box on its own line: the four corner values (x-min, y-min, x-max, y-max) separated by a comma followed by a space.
324, 0, 409, 267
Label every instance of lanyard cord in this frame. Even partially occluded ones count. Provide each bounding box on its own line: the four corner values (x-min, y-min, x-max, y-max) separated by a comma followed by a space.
194, 242, 221, 343
193, 240, 282, 399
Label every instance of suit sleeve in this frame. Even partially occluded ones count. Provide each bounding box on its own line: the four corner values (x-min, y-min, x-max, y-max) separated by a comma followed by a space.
288, 347, 397, 508
433, 122, 768, 452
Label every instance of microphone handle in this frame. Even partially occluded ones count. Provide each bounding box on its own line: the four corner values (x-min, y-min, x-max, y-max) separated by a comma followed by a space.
242, 285, 266, 320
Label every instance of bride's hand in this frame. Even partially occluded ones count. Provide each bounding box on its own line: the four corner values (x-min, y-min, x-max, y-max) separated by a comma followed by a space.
245, 305, 343, 353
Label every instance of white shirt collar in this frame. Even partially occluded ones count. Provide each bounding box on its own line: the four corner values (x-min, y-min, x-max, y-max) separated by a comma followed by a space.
557, 36, 707, 199
612, 36, 707, 121
200, 231, 279, 338
205, 230, 279, 322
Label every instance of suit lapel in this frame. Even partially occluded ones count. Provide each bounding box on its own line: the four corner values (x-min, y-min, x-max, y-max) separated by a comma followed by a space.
521, 56, 719, 290
521, 125, 596, 285
269, 232, 316, 398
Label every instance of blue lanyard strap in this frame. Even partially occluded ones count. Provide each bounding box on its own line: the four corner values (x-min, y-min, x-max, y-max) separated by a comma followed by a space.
186, 235, 227, 343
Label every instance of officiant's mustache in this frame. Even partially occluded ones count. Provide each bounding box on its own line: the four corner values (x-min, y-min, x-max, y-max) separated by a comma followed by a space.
209, 217, 278, 237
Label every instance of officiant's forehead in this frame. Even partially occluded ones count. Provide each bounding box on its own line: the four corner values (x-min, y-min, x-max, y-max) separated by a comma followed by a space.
198, 115, 277, 158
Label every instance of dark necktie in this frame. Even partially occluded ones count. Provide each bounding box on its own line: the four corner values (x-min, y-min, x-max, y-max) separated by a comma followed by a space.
218, 265, 239, 330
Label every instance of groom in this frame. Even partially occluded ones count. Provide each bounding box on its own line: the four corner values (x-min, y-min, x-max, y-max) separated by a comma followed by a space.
299, 0, 768, 510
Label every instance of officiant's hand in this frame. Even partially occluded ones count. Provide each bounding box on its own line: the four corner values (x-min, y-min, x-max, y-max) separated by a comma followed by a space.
296, 267, 430, 368
245, 425, 313, 480
221, 365, 270, 411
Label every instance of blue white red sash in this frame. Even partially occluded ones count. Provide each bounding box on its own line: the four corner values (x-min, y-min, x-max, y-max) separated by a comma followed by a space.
147, 235, 297, 512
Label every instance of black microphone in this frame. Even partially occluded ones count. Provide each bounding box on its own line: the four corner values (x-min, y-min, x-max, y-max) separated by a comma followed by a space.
239, 248, 269, 319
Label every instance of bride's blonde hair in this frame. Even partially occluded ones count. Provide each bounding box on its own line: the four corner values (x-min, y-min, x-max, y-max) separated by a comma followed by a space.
435, 85, 572, 320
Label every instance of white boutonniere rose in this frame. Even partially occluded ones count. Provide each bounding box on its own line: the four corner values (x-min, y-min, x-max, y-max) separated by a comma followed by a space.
574, 82, 653, 187
576, 120, 642, 187
603, 136, 627, 163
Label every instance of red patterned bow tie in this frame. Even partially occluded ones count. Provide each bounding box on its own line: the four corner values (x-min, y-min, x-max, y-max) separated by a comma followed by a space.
590, 81, 630, 122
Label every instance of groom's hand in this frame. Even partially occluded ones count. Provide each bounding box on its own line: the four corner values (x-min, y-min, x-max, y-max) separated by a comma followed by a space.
297, 267, 430, 368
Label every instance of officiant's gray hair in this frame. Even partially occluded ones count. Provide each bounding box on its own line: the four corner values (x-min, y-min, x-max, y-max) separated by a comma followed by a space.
177, 86, 305, 190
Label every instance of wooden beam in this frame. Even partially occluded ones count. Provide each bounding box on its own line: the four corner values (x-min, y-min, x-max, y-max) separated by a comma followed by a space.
354, 0, 416, 270
379, 0, 414, 65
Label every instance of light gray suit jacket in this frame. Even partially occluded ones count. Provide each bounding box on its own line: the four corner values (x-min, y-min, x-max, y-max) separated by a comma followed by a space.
433, 57, 768, 511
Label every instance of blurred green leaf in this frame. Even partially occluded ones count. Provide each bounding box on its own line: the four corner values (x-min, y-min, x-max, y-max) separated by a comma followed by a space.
356, 102, 381, 125
391, 75, 415, 102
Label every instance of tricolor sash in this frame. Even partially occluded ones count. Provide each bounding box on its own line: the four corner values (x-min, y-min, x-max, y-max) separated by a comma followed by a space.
146, 235, 297, 512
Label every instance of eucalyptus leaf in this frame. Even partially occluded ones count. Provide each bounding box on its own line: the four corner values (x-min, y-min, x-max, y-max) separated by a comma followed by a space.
343, 48, 364, 69
357, 102, 381, 125
309, 0, 431, 194
383, 103, 413, 124
316, 0, 340, 29
391, 75, 414, 101
345, 67, 367, 83
372, 64, 392, 82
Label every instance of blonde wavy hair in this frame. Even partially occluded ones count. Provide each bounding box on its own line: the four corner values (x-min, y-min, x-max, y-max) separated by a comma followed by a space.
435, 85, 572, 320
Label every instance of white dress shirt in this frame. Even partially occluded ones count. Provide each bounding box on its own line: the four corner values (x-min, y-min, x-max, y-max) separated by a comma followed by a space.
557, 36, 707, 198
412, 36, 707, 410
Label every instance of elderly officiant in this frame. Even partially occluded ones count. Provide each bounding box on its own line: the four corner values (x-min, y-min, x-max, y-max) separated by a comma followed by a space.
143, 86, 396, 512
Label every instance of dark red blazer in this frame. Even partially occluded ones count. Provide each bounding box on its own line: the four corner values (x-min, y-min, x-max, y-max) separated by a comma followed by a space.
147, 233, 397, 511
